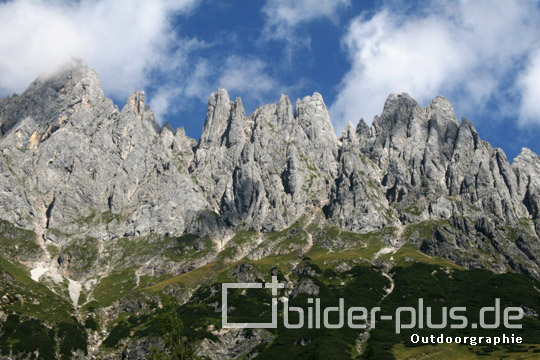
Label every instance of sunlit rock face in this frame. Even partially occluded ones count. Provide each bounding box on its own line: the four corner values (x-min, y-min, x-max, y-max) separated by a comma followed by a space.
1, 59, 540, 277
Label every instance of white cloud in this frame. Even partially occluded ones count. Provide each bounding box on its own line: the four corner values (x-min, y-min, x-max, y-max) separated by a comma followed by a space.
0, 0, 294, 124
218, 57, 278, 100
330, 0, 540, 132
148, 87, 181, 125
171, 55, 294, 113
148, 54, 298, 123
262, 0, 350, 40
218, 56, 309, 114
519, 50, 540, 125
0, 0, 198, 99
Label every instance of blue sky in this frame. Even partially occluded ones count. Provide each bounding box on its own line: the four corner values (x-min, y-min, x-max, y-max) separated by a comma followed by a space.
1, 0, 540, 160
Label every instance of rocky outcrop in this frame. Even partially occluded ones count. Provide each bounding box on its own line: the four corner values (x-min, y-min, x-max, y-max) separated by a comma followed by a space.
353, 93, 528, 225
325, 122, 394, 232
0, 59, 207, 243
191, 90, 338, 231
514, 147, 540, 220
197, 328, 273, 360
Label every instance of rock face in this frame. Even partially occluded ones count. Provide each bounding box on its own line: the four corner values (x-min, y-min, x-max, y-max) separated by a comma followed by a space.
191, 89, 338, 230
1, 60, 540, 277
325, 122, 394, 232
353, 93, 525, 224
0, 59, 207, 243
515, 148, 540, 221
191, 90, 338, 231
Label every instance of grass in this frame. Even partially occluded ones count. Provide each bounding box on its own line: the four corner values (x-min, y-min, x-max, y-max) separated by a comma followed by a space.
404, 204, 424, 216
109, 234, 168, 257
217, 231, 258, 262
403, 220, 448, 242
145, 262, 232, 293
100, 261, 392, 358
163, 234, 215, 263
302, 226, 397, 269
382, 244, 465, 270
92, 252, 540, 359
75, 210, 126, 225
0, 255, 87, 359
61, 236, 99, 276
250, 253, 302, 275
3, 215, 540, 359
366, 262, 540, 358
0, 255, 75, 324
0, 220, 43, 262
83, 268, 137, 309
392, 342, 540, 359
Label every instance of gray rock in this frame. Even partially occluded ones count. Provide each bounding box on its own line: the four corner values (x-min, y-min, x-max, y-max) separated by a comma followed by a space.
514, 147, 540, 220
0, 60, 539, 282
0, 59, 207, 243
191, 90, 339, 231
197, 328, 273, 360
290, 277, 320, 298
325, 122, 395, 232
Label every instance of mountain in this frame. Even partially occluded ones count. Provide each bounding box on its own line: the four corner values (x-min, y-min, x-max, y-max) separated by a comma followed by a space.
0, 60, 539, 359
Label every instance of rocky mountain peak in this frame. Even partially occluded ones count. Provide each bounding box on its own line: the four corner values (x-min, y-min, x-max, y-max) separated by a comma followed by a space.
427, 95, 458, 122
30, 58, 105, 112
453, 117, 481, 151
278, 93, 291, 106
341, 121, 357, 141
355, 118, 370, 138
276, 94, 294, 127
295, 92, 325, 113
294, 92, 335, 137
0, 61, 540, 281
515, 147, 540, 165
381, 92, 418, 117
124, 91, 146, 116
0, 58, 108, 138
376, 93, 458, 134
35, 58, 102, 94
513, 147, 540, 220
199, 88, 235, 148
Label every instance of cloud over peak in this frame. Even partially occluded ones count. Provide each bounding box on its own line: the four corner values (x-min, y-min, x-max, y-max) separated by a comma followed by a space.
0, 0, 197, 98
262, 0, 350, 40
330, 0, 540, 132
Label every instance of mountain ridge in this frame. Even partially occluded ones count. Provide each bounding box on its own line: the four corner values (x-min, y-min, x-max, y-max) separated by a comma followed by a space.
1, 59, 540, 359
0, 59, 539, 280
